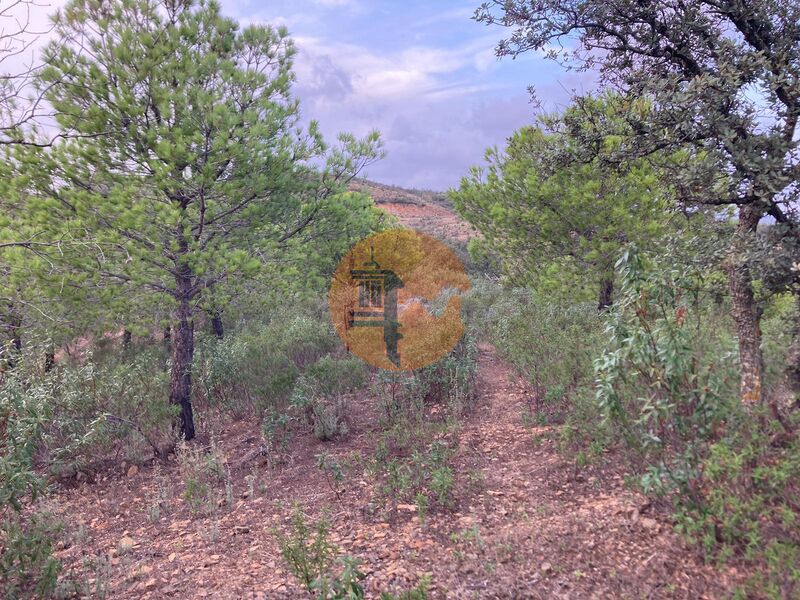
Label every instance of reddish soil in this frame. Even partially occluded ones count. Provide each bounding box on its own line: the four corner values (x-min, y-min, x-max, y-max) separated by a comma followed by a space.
48, 344, 741, 599
350, 180, 475, 242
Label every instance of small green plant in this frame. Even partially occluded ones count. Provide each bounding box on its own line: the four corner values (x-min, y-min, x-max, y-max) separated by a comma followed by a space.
146, 464, 172, 522
261, 409, 292, 468
0, 510, 62, 600
379, 576, 431, 599
316, 452, 346, 499
177, 440, 227, 514
290, 356, 365, 441
373, 435, 459, 512
274, 506, 365, 598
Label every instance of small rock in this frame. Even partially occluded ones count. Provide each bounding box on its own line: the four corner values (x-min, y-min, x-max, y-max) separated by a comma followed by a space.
118, 536, 136, 552
640, 517, 659, 531
127, 465, 139, 477
541, 562, 553, 574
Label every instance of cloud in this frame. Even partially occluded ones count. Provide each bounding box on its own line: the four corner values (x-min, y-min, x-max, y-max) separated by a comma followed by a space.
313, 0, 359, 6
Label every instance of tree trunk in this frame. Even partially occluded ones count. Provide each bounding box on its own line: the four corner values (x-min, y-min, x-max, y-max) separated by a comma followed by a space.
2, 302, 22, 369
727, 205, 763, 405
122, 329, 132, 351
44, 348, 55, 373
170, 273, 196, 440
210, 311, 224, 339
597, 277, 614, 311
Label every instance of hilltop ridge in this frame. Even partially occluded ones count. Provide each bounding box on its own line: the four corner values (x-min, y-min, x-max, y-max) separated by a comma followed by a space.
350, 179, 474, 242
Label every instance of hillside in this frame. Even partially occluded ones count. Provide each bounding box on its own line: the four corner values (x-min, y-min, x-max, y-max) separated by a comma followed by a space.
350, 180, 474, 242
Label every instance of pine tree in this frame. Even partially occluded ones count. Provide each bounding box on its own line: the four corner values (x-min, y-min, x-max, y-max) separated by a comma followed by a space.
29, 0, 381, 439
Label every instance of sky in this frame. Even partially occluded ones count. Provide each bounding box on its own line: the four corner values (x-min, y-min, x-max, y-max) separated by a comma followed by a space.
219, 0, 597, 190
6, 0, 597, 190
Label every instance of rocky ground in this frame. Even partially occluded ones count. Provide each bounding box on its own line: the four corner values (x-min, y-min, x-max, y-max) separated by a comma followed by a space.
46, 343, 742, 599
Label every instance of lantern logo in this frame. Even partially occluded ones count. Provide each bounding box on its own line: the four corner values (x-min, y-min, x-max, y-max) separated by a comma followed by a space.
329, 229, 471, 371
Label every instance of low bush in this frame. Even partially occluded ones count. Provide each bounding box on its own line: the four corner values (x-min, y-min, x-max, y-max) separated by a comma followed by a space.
371, 435, 459, 513
373, 336, 479, 426
274, 506, 365, 599
290, 355, 365, 441
194, 313, 339, 417
676, 423, 800, 598
275, 506, 431, 599
0, 510, 62, 600
407, 335, 478, 420
176, 438, 229, 514
595, 247, 738, 498
462, 280, 603, 416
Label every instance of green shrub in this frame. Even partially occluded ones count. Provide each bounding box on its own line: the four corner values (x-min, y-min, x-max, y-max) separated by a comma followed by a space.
260, 408, 292, 467
675, 423, 800, 598
0, 511, 62, 600
379, 576, 430, 600
55, 351, 176, 466
373, 337, 479, 426
290, 356, 365, 441
0, 372, 61, 599
595, 247, 738, 498
372, 438, 458, 511
407, 335, 478, 420
194, 313, 339, 417
462, 280, 603, 412
274, 507, 365, 599
176, 439, 228, 514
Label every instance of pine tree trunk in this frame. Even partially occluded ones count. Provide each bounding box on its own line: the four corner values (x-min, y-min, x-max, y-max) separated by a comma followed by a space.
2, 302, 22, 369
727, 205, 763, 405
597, 277, 614, 311
170, 272, 196, 440
210, 311, 224, 339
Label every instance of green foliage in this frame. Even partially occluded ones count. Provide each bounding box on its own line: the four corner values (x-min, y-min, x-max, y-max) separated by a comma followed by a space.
316, 452, 346, 499
261, 409, 292, 465
0, 372, 49, 512
274, 507, 365, 599
596, 247, 738, 496
379, 576, 430, 600
407, 336, 478, 420
0, 511, 62, 600
177, 439, 228, 514
195, 311, 339, 416
676, 422, 800, 598
0, 353, 59, 599
290, 355, 366, 441
1, 346, 176, 475
374, 336, 479, 425
372, 437, 458, 511
463, 280, 603, 414
450, 95, 677, 306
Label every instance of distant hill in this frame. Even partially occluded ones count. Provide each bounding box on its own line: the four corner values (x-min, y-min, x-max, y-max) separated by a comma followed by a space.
350, 179, 474, 242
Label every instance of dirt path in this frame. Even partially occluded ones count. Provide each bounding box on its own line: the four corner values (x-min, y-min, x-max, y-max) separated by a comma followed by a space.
50, 344, 737, 599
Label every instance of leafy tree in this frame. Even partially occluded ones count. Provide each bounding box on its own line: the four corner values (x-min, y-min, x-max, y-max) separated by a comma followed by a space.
475, 0, 800, 407
451, 95, 676, 309
24, 0, 382, 439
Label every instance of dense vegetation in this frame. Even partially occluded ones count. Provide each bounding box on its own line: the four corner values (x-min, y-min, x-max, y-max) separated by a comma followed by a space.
0, 0, 798, 598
